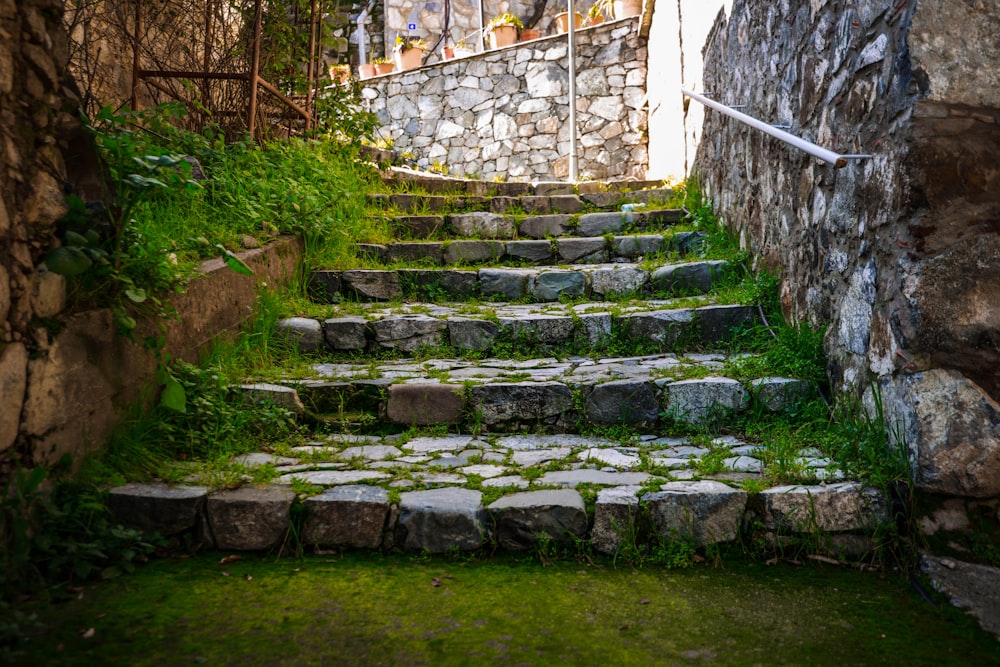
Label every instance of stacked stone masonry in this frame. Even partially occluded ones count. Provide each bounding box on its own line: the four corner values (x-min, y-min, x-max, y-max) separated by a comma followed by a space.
362, 19, 648, 181
694, 0, 1000, 502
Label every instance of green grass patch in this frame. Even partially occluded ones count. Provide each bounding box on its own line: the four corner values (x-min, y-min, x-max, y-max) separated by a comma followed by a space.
9, 552, 1000, 666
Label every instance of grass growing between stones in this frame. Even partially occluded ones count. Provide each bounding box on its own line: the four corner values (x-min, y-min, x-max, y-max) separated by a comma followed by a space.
11, 551, 1000, 667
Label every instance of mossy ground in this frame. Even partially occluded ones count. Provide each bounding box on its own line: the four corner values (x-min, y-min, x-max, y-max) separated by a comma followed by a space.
13, 552, 1000, 666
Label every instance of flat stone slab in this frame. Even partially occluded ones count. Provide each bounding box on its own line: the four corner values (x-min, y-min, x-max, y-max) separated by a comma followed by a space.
207, 485, 295, 551
276, 470, 391, 486
538, 469, 655, 487
643, 480, 748, 546
302, 485, 389, 548
107, 483, 209, 536
758, 482, 887, 533
488, 489, 588, 550
396, 488, 485, 553
236, 383, 305, 414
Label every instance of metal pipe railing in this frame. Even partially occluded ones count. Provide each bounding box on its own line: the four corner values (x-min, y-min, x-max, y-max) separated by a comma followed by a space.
682, 88, 871, 168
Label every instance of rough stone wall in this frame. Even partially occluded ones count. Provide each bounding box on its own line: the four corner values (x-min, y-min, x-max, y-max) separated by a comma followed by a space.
0, 0, 76, 463
694, 0, 1000, 500
363, 19, 648, 181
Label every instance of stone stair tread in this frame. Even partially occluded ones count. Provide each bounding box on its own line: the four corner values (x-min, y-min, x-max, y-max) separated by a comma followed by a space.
308, 257, 732, 303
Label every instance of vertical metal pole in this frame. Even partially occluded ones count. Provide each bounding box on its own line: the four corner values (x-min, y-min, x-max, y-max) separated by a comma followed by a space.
305, 0, 319, 129
477, 0, 486, 51
248, 0, 263, 139
203, 0, 214, 115
567, 0, 578, 182
130, 0, 143, 110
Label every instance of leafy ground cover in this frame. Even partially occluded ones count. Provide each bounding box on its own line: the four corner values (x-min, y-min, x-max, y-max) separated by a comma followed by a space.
11, 552, 1000, 666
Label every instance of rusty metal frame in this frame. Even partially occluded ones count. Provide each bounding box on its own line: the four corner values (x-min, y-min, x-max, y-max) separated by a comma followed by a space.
130, 0, 323, 141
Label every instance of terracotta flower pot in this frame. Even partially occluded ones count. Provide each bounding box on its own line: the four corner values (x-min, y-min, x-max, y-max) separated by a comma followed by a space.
443, 46, 455, 60
395, 47, 424, 71
374, 62, 395, 75
519, 28, 540, 42
488, 25, 518, 48
555, 12, 585, 33
358, 63, 376, 80
587, 15, 605, 27
613, 0, 642, 18
329, 65, 351, 84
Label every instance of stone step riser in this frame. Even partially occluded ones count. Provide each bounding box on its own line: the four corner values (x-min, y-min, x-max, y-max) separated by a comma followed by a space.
285, 374, 809, 433
108, 482, 885, 556
279, 304, 755, 358
356, 231, 706, 267
368, 188, 674, 215
387, 209, 682, 241
378, 170, 668, 197
309, 258, 728, 304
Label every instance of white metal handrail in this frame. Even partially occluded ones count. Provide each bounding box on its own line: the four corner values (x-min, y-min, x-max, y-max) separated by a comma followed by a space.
682, 88, 871, 169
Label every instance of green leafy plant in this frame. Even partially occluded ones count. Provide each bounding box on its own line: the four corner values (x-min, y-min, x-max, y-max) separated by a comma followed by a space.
486, 12, 524, 31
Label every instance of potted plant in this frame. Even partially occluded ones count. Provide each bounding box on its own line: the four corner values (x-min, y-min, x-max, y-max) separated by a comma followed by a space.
485, 13, 523, 48
586, 0, 610, 26
372, 57, 394, 75
613, 0, 642, 19
443, 38, 474, 60
357, 62, 376, 80
554, 10, 584, 33
520, 25, 540, 41
329, 64, 351, 84
394, 34, 426, 71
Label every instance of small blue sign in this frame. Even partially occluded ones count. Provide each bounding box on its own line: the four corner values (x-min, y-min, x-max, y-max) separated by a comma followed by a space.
408, 23, 416, 30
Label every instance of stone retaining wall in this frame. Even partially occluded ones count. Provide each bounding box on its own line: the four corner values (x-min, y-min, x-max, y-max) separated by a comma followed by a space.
693, 0, 1000, 500
361, 18, 648, 181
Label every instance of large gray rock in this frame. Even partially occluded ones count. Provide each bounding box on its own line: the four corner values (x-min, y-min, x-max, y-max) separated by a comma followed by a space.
506, 240, 553, 263
385, 242, 443, 265
386, 383, 465, 425
533, 271, 585, 301
107, 483, 209, 536
237, 383, 305, 414
758, 483, 886, 533
448, 318, 500, 350
396, 488, 485, 553
448, 212, 514, 238
651, 260, 731, 294
880, 369, 1000, 497
341, 270, 402, 301
470, 382, 576, 431
613, 235, 665, 258
206, 485, 295, 551
585, 379, 659, 426
443, 240, 504, 264
577, 312, 613, 344
302, 485, 389, 548
518, 214, 574, 239
275, 317, 323, 353
695, 305, 757, 346
620, 309, 694, 346
308, 270, 342, 302
590, 266, 649, 298
499, 315, 575, 345
324, 317, 369, 351
479, 268, 535, 299
557, 238, 607, 263
488, 489, 588, 550
661, 377, 749, 424
577, 212, 636, 235
397, 269, 478, 299
643, 481, 748, 545
592, 486, 641, 555
752, 377, 817, 412
370, 315, 446, 353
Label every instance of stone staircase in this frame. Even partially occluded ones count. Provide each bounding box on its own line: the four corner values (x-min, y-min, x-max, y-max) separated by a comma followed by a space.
108, 171, 887, 559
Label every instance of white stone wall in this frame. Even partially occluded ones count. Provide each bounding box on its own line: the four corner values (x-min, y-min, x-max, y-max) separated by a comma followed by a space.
362, 18, 648, 181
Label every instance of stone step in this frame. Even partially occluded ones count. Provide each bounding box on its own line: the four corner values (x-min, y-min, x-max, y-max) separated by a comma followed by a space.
242, 352, 816, 433
108, 471, 883, 556
277, 301, 757, 357
379, 167, 669, 198
368, 188, 674, 215
385, 208, 682, 240
355, 231, 705, 268
309, 258, 730, 304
